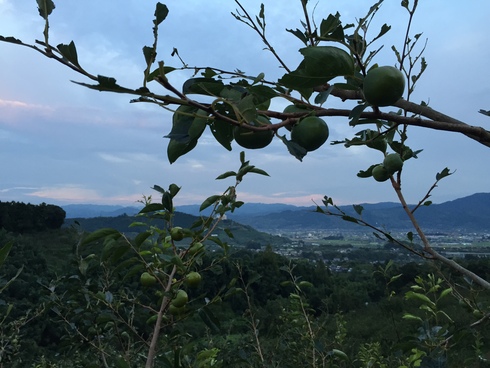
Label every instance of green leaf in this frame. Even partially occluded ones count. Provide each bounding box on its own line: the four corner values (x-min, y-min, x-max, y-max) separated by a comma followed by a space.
348, 103, 369, 126
215, 171, 237, 180
236, 94, 257, 123
286, 28, 308, 45
407, 231, 413, 242
37, 0, 55, 19
279, 46, 355, 90
198, 308, 221, 333
249, 167, 270, 177
405, 291, 435, 308
319, 13, 344, 41
200, 195, 221, 212
0, 36, 23, 45
402, 313, 423, 322
357, 164, 377, 178
166, 105, 207, 142
161, 192, 173, 212
134, 231, 152, 248
342, 215, 359, 224
0, 241, 14, 268
168, 183, 181, 197
440, 287, 453, 299
57, 41, 81, 68
353, 204, 363, 216
182, 78, 224, 96
209, 119, 234, 151
139, 203, 166, 214
279, 135, 307, 161
154, 2, 169, 26
314, 85, 334, 105
142, 46, 155, 66
436, 167, 452, 181
82, 228, 121, 246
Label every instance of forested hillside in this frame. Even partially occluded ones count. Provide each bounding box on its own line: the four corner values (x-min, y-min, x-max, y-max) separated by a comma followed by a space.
0, 215, 489, 366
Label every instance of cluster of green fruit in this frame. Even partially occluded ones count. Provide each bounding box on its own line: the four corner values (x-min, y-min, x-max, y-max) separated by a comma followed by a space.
372, 153, 404, 182
233, 65, 404, 152
233, 111, 329, 152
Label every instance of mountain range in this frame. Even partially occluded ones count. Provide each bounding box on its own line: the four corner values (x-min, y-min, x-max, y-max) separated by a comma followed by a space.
62, 192, 490, 233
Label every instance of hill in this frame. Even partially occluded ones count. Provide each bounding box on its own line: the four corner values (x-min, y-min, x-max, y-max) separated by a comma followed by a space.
227, 193, 490, 232
63, 211, 288, 249
61, 192, 490, 233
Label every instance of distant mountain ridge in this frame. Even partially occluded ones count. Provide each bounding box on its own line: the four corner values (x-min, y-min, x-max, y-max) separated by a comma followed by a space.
62, 193, 490, 232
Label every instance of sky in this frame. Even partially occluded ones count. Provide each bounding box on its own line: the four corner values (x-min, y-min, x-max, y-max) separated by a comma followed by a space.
0, 0, 489, 208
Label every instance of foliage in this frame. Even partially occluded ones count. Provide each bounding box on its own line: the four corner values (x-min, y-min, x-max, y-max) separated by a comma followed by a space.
0, 202, 66, 233
1, 0, 490, 366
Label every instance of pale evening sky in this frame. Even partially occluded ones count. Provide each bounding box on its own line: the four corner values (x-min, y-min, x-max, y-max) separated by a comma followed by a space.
0, 1, 489, 208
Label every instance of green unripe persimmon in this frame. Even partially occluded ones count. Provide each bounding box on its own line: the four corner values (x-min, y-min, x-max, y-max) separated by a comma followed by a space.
383, 153, 403, 174
170, 227, 184, 241
234, 115, 274, 149
372, 164, 390, 182
283, 105, 310, 131
140, 272, 157, 287
291, 116, 329, 152
185, 271, 202, 288
171, 290, 189, 308
363, 66, 405, 107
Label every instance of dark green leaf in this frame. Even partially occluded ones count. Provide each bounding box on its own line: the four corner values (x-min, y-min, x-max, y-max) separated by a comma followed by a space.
224, 228, 234, 238
353, 205, 363, 216
142, 46, 155, 66
210, 119, 233, 151
436, 168, 452, 181
279, 135, 307, 161
279, 46, 354, 91
286, 28, 309, 45
319, 13, 344, 41
341, 215, 359, 224
200, 195, 221, 212
237, 94, 257, 123
423, 201, 432, 206
407, 231, 413, 242
134, 231, 152, 248
216, 171, 237, 180
82, 228, 121, 246
0, 36, 23, 45
0, 240, 13, 268
37, 0, 55, 19
249, 167, 270, 177
198, 308, 221, 333
139, 203, 166, 214
57, 41, 81, 68
168, 183, 181, 197
161, 192, 173, 212
182, 78, 224, 96
154, 3, 169, 26
357, 164, 377, 178
348, 103, 368, 125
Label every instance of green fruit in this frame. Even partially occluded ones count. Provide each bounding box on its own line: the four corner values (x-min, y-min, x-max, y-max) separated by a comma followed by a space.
363, 66, 405, 107
171, 290, 189, 308
185, 271, 202, 288
383, 153, 403, 173
140, 272, 157, 287
168, 304, 185, 316
283, 105, 310, 131
188, 242, 204, 255
372, 164, 390, 182
234, 115, 274, 149
291, 116, 329, 152
170, 227, 184, 241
